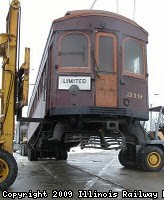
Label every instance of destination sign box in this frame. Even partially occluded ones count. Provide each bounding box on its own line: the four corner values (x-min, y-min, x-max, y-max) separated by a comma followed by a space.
58, 76, 91, 90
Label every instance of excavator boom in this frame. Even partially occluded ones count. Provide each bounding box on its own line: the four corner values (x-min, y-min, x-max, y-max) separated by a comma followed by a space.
0, 0, 30, 190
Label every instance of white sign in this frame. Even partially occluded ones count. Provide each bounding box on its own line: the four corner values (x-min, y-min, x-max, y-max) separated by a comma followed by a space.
58, 76, 91, 90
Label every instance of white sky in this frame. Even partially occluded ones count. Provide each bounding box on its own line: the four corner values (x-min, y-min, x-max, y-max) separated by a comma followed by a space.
0, 0, 164, 108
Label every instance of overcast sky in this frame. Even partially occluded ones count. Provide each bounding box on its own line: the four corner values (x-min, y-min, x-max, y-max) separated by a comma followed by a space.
0, 0, 164, 107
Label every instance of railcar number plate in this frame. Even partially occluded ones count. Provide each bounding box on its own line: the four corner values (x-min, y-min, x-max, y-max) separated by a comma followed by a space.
58, 76, 91, 90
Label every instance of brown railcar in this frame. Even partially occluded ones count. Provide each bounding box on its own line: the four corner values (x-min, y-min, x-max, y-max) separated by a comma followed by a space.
27, 10, 149, 164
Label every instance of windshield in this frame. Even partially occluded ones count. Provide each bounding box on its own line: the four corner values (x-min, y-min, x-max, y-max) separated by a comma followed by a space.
61, 33, 88, 67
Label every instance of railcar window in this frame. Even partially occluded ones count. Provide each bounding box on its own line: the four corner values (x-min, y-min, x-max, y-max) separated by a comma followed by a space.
61, 33, 88, 67
98, 36, 114, 72
124, 39, 144, 75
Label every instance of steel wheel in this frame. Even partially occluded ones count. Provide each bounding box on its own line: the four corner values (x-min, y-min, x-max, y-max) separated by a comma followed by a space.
139, 146, 164, 172
0, 150, 18, 190
118, 148, 137, 169
28, 147, 38, 161
118, 149, 128, 167
56, 151, 68, 160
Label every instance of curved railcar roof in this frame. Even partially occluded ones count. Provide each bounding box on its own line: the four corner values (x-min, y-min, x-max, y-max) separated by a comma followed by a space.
54, 10, 148, 35
52, 10, 148, 43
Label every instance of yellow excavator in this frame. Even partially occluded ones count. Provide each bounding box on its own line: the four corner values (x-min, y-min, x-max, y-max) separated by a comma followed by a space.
0, 0, 29, 190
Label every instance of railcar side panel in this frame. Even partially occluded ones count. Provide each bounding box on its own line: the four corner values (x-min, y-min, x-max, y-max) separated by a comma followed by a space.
28, 94, 46, 141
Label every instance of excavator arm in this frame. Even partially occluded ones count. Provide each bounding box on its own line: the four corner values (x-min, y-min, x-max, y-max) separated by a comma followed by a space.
0, 0, 30, 190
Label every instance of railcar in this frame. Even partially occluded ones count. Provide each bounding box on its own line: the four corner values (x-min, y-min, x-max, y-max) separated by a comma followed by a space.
27, 10, 149, 166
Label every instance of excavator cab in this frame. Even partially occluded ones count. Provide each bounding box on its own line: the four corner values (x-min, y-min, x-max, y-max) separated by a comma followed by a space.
148, 106, 164, 140
119, 107, 164, 172
134, 106, 164, 172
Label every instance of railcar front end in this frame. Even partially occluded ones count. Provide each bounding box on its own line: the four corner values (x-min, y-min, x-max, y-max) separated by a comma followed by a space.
27, 10, 149, 166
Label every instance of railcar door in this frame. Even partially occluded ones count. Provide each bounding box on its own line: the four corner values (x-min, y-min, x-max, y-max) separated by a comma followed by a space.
95, 32, 117, 107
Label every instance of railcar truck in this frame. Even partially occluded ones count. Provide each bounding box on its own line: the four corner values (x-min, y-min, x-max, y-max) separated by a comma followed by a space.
0, 0, 30, 190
